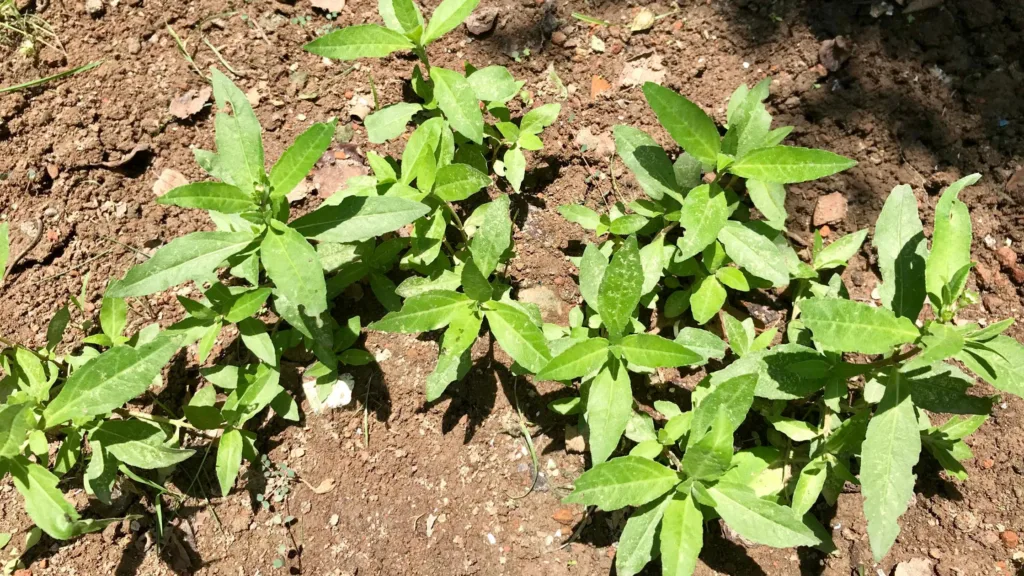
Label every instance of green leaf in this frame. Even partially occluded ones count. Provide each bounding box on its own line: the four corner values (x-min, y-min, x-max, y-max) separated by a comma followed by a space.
792, 457, 827, 516
799, 298, 919, 355
211, 69, 265, 195
365, 103, 421, 144
615, 494, 672, 576
617, 334, 701, 368
722, 314, 753, 356
673, 328, 727, 365
717, 221, 789, 287
682, 408, 734, 481
519, 103, 561, 136
640, 233, 668, 295
814, 229, 867, 270
261, 221, 327, 316
906, 363, 992, 415
708, 482, 821, 547
861, 369, 920, 561
425, 307, 481, 401
157, 182, 256, 214
673, 153, 702, 191
585, 357, 632, 464
91, 419, 195, 469
728, 146, 856, 184
107, 231, 254, 298
379, 0, 424, 32
689, 373, 756, 443
598, 236, 643, 338
467, 66, 518, 102
613, 125, 681, 201
197, 319, 222, 363
469, 195, 511, 276
903, 323, 963, 371
716, 267, 749, 292
238, 318, 277, 365
874, 184, 928, 319
746, 179, 787, 230
433, 163, 491, 201
770, 416, 820, 442
303, 24, 415, 60
460, 257, 492, 302
0, 404, 34, 458
224, 287, 272, 323
503, 147, 526, 192
225, 365, 284, 424
676, 184, 730, 261
291, 195, 430, 243
431, 67, 484, 144
483, 301, 551, 373
371, 290, 472, 333
642, 82, 720, 165
563, 455, 679, 510
925, 174, 980, 305
269, 121, 336, 198
216, 428, 244, 496
44, 327, 201, 425
9, 456, 112, 540
660, 494, 704, 576
956, 336, 1024, 397
99, 296, 127, 341
537, 338, 610, 381
423, 0, 480, 44
690, 275, 725, 325
401, 117, 443, 190
579, 243, 608, 312
559, 205, 602, 230
548, 397, 582, 415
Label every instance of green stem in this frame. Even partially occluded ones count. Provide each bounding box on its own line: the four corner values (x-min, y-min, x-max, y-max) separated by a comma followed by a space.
444, 202, 469, 243
116, 408, 215, 437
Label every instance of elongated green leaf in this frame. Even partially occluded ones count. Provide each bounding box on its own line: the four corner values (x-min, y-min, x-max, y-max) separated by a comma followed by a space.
519, 103, 560, 136
0, 404, 34, 458
585, 357, 633, 464
303, 24, 415, 60
689, 373, 756, 443
599, 236, 643, 338
106, 231, 254, 298
676, 184, 729, 261
469, 195, 511, 276
483, 300, 551, 373
371, 290, 472, 333
814, 229, 867, 270
926, 174, 980, 304
157, 182, 255, 214
902, 323, 963, 371
616, 494, 672, 576
800, 298, 919, 355
433, 163, 491, 202
874, 184, 927, 319
238, 317, 277, 365
379, 0, 424, 32
270, 121, 336, 196
365, 103, 421, 144
216, 428, 244, 496
660, 494, 704, 576
792, 457, 827, 516
503, 146, 526, 192
674, 328, 727, 365
728, 146, 856, 184
709, 481, 820, 547
537, 338, 609, 381
261, 221, 327, 316
291, 195, 430, 243
614, 125, 681, 201
425, 307, 481, 401
9, 456, 113, 539
92, 419, 195, 469
223, 287, 272, 323
559, 205, 602, 230
212, 69, 265, 194
423, 0, 481, 44
44, 327, 201, 425
467, 66, 518, 103
681, 408, 734, 481
642, 82, 720, 165
717, 221, 789, 287
907, 362, 992, 415
956, 336, 1024, 398
617, 333, 701, 368
746, 179, 787, 230
690, 274, 725, 325
401, 117, 443, 190
99, 296, 127, 340
862, 369, 920, 561
431, 67, 484, 144
579, 242, 608, 312
563, 455, 679, 510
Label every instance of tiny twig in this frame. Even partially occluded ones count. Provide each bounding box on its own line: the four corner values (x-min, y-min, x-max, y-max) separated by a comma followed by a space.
97, 235, 150, 259
202, 37, 245, 78
166, 24, 207, 80
368, 71, 379, 111
3, 216, 43, 286
37, 249, 112, 282
505, 376, 540, 500
245, 13, 273, 47
0, 60, 101, 94
559, 506, 592, 549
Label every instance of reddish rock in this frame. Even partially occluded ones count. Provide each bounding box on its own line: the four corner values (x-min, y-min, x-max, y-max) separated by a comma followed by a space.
819, 224, 831, 237
552, 507, 575, 525
975, 262, 995, 287
813, 192, 848, 226
1007, 168, 1024, 203
995, 246, 1018, 269
982, 458, 995, 469
551, 31, 567, 46
1001, 530, 1020, 548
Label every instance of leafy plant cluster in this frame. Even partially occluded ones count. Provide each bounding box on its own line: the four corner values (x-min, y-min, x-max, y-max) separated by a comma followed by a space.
0, 0, 560, 557
0, 2, 1021, 575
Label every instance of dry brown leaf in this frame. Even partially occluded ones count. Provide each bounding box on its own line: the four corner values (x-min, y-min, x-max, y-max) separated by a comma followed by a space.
630, 8, 656, 32
311, 478, 336, 494
590, 75, 612, 99
168, 86, 212, 119
618, 54, 667, 88
311, 0, 345, 12
153, 168, 189, 196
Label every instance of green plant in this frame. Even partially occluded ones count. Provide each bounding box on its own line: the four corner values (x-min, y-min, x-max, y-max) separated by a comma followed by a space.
0, 69, 427, 542
557, 175, 1024, 574
560, 80, 856, 325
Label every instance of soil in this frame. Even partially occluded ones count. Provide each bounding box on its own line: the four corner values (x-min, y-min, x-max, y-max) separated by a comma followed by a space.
2, 0, 1024, 575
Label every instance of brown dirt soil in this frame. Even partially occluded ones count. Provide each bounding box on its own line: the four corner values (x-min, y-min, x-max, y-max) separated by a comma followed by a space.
2, 0, 1024, 574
